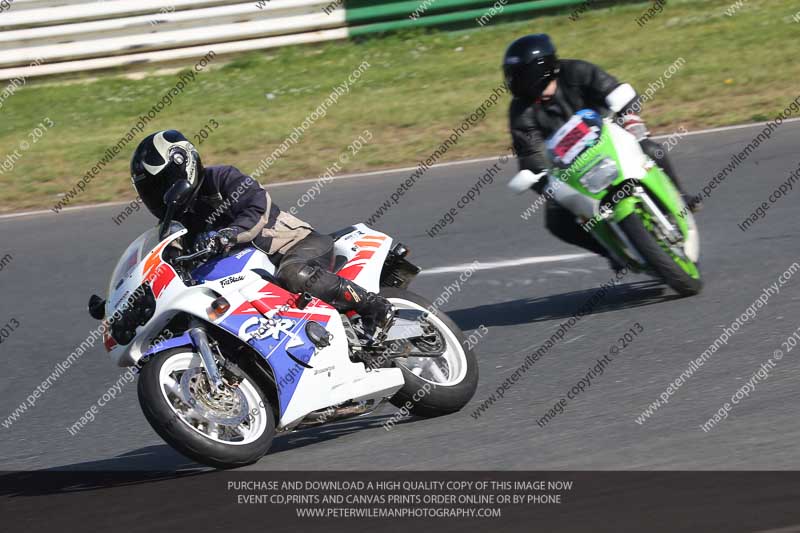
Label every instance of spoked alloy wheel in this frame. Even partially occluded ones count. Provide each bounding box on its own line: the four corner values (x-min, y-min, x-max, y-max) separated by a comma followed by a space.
159, 352, 266, 445
138, 347, 275, 468
389, 300, 468, 387
381, 288, 478, 417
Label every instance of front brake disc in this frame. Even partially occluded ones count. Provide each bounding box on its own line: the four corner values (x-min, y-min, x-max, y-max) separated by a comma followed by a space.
180, 368, 249, 426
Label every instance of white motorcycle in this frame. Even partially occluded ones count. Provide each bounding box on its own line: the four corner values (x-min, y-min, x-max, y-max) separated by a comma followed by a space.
88, 186, 478, 468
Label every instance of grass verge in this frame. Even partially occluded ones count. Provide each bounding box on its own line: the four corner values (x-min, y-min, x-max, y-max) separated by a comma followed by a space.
0, 0, 797, 212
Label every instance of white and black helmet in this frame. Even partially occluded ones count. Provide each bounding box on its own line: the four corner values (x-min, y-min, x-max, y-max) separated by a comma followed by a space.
130, 130, 204, 220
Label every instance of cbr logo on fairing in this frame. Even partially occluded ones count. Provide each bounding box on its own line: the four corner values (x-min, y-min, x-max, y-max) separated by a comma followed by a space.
220, 274, 245, 287
239, 316, 303, 349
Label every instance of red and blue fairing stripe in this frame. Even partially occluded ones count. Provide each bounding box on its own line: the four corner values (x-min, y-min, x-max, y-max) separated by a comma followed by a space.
216, 283, 332, 417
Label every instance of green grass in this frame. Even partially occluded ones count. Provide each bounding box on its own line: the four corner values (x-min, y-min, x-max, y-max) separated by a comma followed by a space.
1, 0, 798, 212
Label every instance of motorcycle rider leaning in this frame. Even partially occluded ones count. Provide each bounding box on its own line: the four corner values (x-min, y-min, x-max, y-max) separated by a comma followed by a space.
503, 34, 701, 259
130, 130, 394, 338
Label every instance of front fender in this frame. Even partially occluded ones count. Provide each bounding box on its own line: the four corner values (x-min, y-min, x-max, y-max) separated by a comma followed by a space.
141, 332, 193, 360
612, 168, 690, 236
613, 196, 639, 222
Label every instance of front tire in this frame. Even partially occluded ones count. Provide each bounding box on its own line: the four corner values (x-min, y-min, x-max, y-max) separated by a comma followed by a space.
620, 214, 702, 296
137, 347, 276, 469
381, 287, 479, 417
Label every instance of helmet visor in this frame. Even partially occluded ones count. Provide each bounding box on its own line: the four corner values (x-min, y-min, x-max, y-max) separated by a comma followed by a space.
504, 55, 559, 100
134, 171, 171, 220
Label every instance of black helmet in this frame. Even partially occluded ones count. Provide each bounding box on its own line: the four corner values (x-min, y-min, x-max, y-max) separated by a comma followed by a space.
130, 130, 204, 220
503, 34, 560, 100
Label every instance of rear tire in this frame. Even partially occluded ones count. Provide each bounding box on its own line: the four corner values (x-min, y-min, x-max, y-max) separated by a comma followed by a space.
620, 214, 702, 296
381, 287, 479, 417
138, 347, 275, 469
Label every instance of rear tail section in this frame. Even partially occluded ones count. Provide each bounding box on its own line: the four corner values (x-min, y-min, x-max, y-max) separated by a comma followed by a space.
331, 224, 393, 292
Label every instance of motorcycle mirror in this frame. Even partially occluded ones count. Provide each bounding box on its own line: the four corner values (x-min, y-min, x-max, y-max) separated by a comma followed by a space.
164, 179, 193, 206
88, 294, 106, 320
508, 169, 546, 194
158, 179, 193, 239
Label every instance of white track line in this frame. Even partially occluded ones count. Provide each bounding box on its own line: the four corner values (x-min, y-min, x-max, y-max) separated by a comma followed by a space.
659, 117, 800, 138
2, 118, 798, 221
420, 253, 594, 275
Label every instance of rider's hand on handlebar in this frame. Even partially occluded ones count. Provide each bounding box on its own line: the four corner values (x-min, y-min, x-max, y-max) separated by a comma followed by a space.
621, 114, 649, 141
194, 228, 238, 256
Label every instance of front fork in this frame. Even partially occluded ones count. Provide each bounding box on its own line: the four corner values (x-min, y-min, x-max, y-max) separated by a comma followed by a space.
591, 171, 689, 266
188, 320, 225, 392
612, 167, 689, 234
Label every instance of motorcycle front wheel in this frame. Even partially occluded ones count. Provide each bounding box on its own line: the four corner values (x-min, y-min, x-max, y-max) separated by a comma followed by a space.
137, 347, 276, 469
620, 214, 702, 296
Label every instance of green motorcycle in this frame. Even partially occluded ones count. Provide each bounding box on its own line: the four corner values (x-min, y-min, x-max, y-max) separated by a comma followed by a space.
509, 109, 701, 296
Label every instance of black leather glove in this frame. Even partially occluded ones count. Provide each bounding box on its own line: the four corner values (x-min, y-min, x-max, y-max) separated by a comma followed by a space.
195, 228, 238, 255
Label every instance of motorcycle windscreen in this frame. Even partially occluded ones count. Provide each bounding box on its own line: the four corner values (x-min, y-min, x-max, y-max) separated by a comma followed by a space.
107, 223, 185, 308
217, 281, 331, 416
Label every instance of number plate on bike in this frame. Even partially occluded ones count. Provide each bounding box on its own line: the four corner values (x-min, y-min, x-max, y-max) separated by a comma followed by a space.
547, 115, 599, 166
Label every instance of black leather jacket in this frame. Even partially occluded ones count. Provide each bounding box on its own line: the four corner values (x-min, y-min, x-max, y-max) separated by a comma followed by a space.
509, 59, 639, 189
180, 165, 312, 255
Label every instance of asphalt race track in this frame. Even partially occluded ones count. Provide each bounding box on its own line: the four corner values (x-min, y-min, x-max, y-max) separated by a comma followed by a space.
2, 120, 800, 475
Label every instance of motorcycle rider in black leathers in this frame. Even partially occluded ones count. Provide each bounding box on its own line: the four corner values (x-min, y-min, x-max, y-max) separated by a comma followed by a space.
129, 130, 394, 338
504, 34, 700, 259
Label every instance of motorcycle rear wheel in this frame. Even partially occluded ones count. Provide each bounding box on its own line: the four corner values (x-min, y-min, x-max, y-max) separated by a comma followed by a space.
381, 287, 479, 417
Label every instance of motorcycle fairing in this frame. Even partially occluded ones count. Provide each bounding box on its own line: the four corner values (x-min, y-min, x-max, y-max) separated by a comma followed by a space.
214, 279, 335, 418
548, 112, 698, 263
192, 248, 258, 282
332, 223, 393, 293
